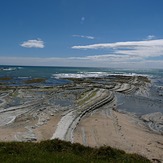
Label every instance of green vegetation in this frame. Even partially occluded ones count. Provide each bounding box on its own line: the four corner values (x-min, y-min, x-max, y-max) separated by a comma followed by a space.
0, 139, 150, 163
77, 89, 97, 106
137, 76, 151, 83
24, 78, 46, 84
67, 78, 94, 85
0, 77, 12, 81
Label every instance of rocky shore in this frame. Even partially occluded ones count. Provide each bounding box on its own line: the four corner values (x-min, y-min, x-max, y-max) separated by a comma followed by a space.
0, 75, 163, 162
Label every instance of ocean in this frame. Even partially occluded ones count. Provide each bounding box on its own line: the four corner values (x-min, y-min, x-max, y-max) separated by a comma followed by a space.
0, 65, 163, 87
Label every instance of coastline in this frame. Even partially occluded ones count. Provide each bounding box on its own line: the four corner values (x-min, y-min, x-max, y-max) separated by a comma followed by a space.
0, 75, 163, 162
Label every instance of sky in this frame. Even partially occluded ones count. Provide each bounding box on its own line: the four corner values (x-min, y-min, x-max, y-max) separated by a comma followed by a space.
0, 0, 163, 68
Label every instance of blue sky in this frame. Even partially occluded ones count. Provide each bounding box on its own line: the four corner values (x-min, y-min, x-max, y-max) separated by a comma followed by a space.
0, 0, 163, 68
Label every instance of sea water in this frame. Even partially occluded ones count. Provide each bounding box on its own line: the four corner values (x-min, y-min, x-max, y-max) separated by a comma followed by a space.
0, 65, 163, 87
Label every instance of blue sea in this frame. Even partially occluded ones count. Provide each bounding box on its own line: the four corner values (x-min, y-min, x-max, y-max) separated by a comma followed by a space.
0, 65, 163, 87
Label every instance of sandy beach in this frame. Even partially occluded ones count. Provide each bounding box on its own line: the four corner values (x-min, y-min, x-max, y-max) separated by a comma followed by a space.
74, 109, 163, 162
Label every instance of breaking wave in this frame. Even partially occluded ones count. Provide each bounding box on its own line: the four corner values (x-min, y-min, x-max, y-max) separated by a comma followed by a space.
52, 71, 148, 79
0, 67, 23, 71
53, 72, 109, 79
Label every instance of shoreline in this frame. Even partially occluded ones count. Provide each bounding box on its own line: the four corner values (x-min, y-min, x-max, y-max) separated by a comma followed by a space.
0, 75, 163, 162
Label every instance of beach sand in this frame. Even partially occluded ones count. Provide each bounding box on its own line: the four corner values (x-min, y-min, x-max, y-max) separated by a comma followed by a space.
74, 108, 163, 162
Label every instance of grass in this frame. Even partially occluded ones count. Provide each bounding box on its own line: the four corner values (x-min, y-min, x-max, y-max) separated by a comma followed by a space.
0, 139, 151, 163
77, 89, 97, 106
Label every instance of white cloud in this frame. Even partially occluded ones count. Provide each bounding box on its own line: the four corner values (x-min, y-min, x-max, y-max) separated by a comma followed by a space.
72, 35, 95, 40
20, 39, 44, 48
71, 39, 163, 59
146, 35, 155, 40
72, 39, 163, 50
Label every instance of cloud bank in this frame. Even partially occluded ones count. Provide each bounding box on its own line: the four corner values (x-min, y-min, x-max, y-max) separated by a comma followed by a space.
0, 55, 163, 69
20, 39, 44, 48
70, 38, 163, 68
72, 39, 163, 59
